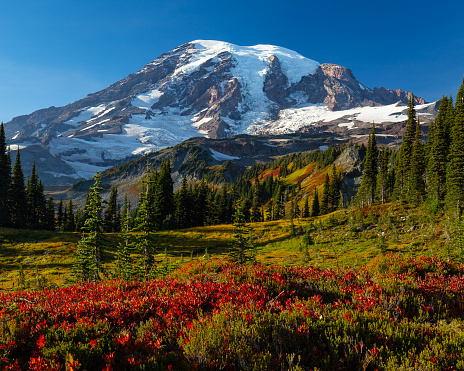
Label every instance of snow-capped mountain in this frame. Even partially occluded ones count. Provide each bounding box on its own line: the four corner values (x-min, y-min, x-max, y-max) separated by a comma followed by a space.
4, 40, 436, 184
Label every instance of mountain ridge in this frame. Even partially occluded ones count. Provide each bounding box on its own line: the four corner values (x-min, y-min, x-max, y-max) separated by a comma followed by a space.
4, 40, 434, 185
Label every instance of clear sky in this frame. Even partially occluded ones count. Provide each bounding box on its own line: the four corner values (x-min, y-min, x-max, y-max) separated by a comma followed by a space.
1, 0, 463, 122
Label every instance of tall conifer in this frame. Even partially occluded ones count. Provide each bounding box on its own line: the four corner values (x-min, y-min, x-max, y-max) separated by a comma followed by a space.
8, 148, 27, 228
446, 78, 464, 213
427, 97, 450, 201
394, 95, 417, 199
409, 120, 426, 204
311, 189, 320, 217
358, 123, 378, 206
0, 123, 11, 227
320, 175, 330, 214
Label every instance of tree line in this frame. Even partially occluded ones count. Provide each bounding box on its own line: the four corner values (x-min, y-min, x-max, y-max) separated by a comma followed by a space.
0, 123, 55, 230
357, 77, 464, 213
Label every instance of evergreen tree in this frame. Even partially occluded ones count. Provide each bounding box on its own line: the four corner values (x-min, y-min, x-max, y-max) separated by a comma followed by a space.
250, 183, 262, 222
218, 186, 229, 224
65, 199, 75, 232
328, 163, 341, 211
104, 186, 119, 232
175, 176, 190, 229
133, 177, 155, 278
427, 97, 450, 201
409, 120, 426, 204
229, 200, 254, 264
446, 78, 464, 213
266, 199, 273, 221
376, 147, 389, 203
8, 148, 27, 228
117, 206, 134, 280
358, 123, 378, 206
73, 173, 105, 282
44, 197, 55, 231
302, 196, 310, 218
394, 95, 417, 199
26, 161, 46, 229
0, 123, 11, 227
320, 174, 330, 214
311, 188, 320, 217
57, 199, 64, 231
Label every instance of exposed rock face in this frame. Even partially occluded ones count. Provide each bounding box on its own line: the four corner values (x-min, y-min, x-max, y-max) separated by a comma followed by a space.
3, 40, 435, 185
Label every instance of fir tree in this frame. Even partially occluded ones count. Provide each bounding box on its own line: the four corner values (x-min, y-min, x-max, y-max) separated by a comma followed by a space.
117, 206, 134, 280
65, 199, 75, 232
229, 200, 254, 264
427, 97, 449, 201
8, 148, 27, 228
73, 173, 105, 282
328, 163, 341, 211
26, 161, 45, 229
44, 197, 55, 231
133, 177, 155, 278
446, 77, 464, 213
358, 123, 378, 206
320, 174, 330, 214
311, 188, 320, 217
376, 147, 389, 203
394, 94, 417, 199
175, 176, 190, 229
104, 186, 119, 232
57, 199, 64, 231
302, 196, 310, 218
0, 123, 11, 227
409, 120, 426, 204
218, 186, 229, 224
250, 184, 262, 222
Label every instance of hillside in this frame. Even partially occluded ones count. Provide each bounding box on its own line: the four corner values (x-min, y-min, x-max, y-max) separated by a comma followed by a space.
1, 202, 463, 369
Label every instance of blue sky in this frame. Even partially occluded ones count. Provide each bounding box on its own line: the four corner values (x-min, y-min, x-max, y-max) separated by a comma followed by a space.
1, 0, 463, 122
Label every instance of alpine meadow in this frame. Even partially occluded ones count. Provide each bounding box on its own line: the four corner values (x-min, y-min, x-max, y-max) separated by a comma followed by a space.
1, 37, 464, 370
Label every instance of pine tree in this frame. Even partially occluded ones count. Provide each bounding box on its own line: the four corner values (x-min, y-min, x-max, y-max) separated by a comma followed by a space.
104, 186, 119, 232
250, 184, 262, 222
427, 97, 450, 201
0, 123, 11, 227
8, 148, 27, 228
446, 77, 464, 213
302, 196, 310, 218
409, 120, 426, 204
229, 200, 254, 264
394, 95, 417, 200
73, 173, 105, 282
66, 199, 75, 232
133, 177, 154, 278
218, 186, 229, 224
175, 176, 190, 229
26, 161, 46, 229
44, 197, 55, 231
328, 163, 341, 211
358, 123, 378, 206
320, 174, 330, 214
57, 199, 64, 231
376, 147, 389, 203
117, 206, 134, 281
311, 188, 320, 217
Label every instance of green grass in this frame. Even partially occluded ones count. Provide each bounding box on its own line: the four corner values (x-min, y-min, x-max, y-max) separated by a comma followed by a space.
0, 202, 455, 291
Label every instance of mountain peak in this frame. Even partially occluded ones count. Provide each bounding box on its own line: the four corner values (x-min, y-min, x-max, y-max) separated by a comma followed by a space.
4, 40, 434, 185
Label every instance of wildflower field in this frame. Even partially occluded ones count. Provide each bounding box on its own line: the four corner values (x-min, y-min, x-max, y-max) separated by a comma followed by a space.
1, 255, 464, 370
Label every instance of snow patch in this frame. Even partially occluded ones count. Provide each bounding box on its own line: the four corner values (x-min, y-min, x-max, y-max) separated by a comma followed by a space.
132, 89, 163, 109
248, 102, 435, 135
63, 104, 107, 127
210, 148, 240, 161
